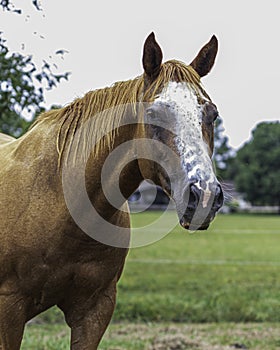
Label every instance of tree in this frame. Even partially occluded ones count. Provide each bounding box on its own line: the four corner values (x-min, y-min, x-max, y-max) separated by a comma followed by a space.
234, 121, 280, 207
0, 36, 69, 136
213, 117, 235, 180
0, 36, 43, 136
0, 1, 70, 137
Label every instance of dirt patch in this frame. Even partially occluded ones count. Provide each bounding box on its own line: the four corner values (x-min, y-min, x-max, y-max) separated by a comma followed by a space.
102, 323, 280, 350
149, 334, 200, 350
148, 333, 237, 350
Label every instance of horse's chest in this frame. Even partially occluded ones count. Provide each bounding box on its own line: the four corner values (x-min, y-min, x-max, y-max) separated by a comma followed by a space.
35, 257, 122, 294
73, 260, 120, 289
25, 256, 124, 316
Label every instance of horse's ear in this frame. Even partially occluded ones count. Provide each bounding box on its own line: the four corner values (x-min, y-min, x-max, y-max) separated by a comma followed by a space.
142, 32, 163, 80
190, 35, 218, 78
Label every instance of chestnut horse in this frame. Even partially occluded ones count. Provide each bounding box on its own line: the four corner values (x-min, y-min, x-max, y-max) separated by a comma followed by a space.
0, 33, 223, 349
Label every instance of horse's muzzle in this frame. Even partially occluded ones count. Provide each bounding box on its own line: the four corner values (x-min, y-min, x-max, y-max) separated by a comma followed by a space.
179, 182, 224, 230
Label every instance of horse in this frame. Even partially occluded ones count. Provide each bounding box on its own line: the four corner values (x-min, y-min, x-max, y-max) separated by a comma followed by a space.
0, 32, 223, 349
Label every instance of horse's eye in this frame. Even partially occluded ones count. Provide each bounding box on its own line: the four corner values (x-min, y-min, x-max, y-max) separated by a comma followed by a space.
203, 104, 219, 124
146, 108, 162, 120
146, 108, 156, 118
212, 110, 219, 122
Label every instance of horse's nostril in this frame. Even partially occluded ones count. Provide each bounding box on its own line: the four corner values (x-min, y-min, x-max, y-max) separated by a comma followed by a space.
184, 182, 223, 213
214, 184, 224, 209
187, 184, 201, 210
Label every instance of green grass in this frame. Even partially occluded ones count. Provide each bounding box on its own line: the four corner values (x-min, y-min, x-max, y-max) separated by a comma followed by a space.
114, 212, 280, 322
21, 213, 280, 349
22, 324, 70, 350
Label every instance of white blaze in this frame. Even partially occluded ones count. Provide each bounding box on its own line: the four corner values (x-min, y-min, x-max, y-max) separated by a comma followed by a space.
155, 81, 216, 193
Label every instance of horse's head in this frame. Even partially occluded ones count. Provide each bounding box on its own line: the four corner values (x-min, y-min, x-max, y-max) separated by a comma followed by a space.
138, 33, 223, 230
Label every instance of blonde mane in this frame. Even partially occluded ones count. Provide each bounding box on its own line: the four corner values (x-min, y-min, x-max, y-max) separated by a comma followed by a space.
32, 60, 209, 167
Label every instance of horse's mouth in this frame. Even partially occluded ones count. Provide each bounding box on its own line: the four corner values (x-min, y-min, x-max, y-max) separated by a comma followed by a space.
179, 217, 211, 231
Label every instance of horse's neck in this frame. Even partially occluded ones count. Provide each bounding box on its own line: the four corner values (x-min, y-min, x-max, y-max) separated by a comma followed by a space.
12, 123, 58, 168
84, 123, 143, 218
13, 114, 143, 221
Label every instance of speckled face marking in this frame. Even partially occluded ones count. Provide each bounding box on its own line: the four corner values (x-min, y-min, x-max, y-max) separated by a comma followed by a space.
155, 81, 216, 206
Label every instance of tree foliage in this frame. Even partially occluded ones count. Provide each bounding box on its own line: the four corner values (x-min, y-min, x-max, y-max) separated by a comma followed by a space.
213, 117, 234, 179
0, 36, 42, 135
0, 1, 70, 136
234, 121, 280, 206
0, 36, 69, 136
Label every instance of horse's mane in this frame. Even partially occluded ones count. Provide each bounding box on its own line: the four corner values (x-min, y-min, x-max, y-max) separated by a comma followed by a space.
32, 60, 209, 167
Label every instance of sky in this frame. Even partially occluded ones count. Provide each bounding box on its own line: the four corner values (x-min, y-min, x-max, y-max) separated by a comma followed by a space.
1, 0, 280, 149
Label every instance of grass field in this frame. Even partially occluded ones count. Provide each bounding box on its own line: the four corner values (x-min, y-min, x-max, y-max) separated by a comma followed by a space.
22, 213, 280, 349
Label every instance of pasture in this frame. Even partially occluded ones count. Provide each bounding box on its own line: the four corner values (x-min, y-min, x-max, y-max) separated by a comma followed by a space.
22, 213, 280, 349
